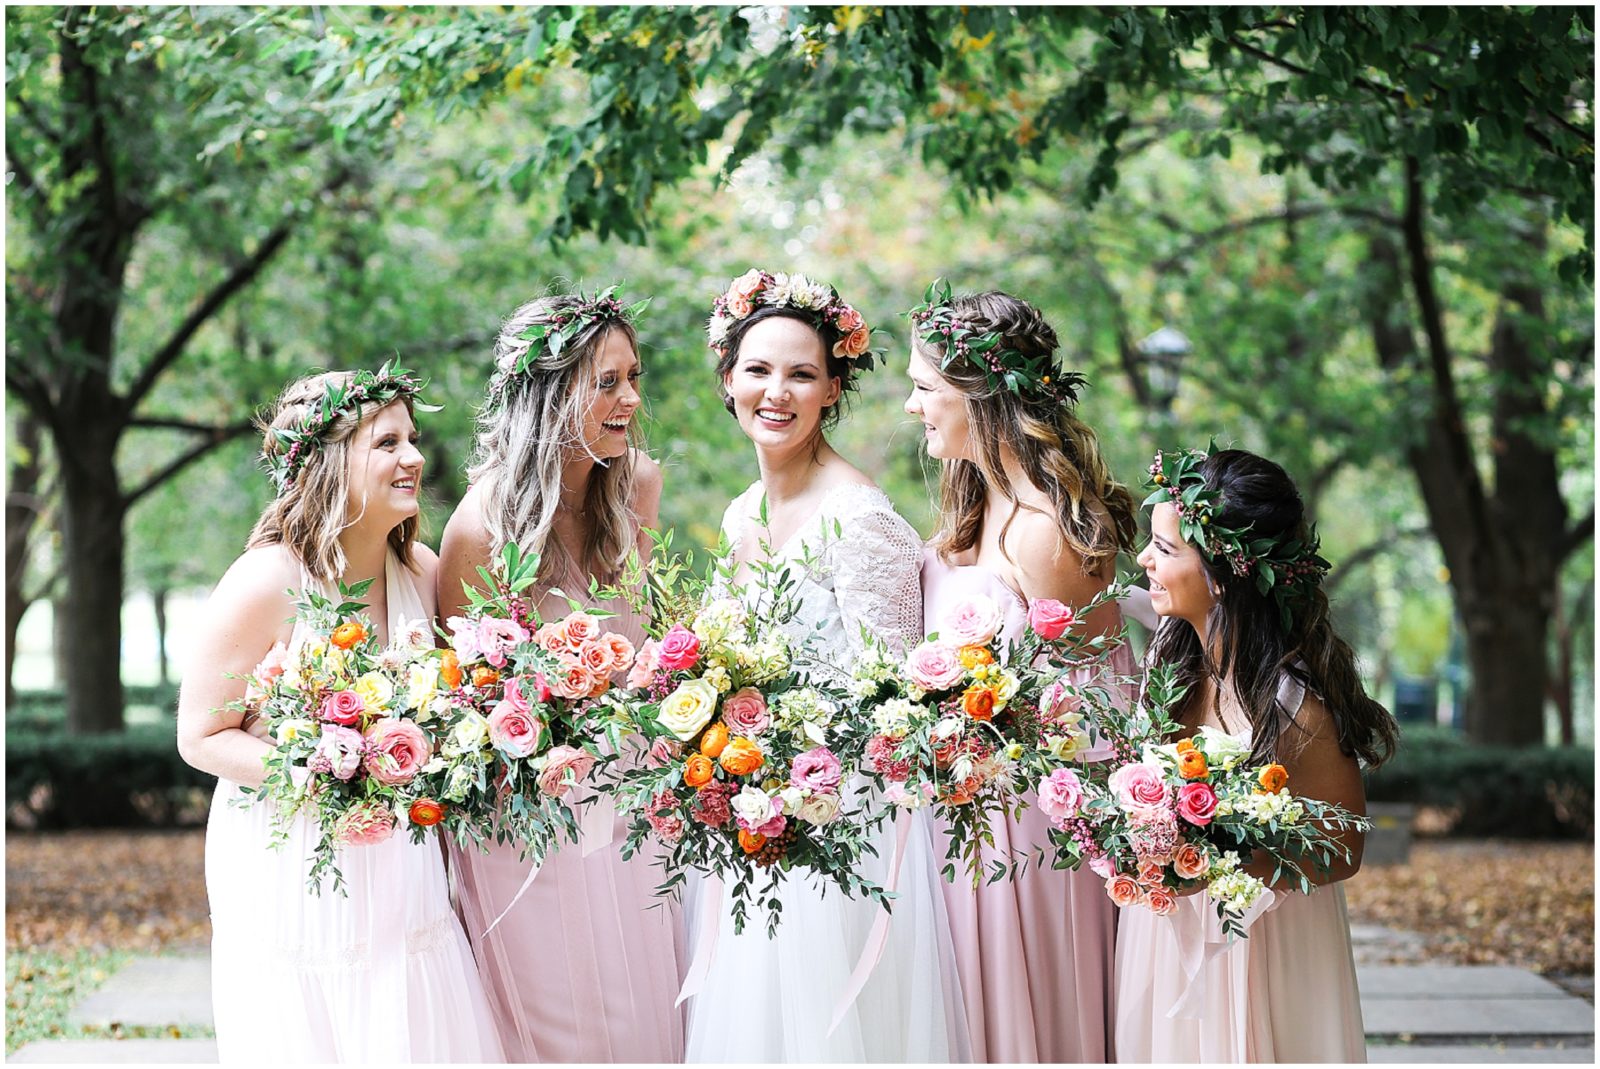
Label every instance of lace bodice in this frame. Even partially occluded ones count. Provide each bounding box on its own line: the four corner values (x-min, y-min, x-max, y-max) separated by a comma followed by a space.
717, 481, 924, 685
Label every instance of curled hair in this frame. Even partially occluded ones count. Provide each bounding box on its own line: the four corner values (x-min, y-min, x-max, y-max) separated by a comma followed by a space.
1146, 449, 1399, 768
714, 306, 858, 432
919, 290, 1137, 576
248, 371, 420, 582
468, 295, 640, 583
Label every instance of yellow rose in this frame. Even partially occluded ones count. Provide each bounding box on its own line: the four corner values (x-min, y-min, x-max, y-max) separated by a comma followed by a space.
656, 678, 719, 741
450, 711, 491, 753
273, 718, 316, 743
405, 662, 438, 711
994, 670, 1021, 710
354, 672, 395, 714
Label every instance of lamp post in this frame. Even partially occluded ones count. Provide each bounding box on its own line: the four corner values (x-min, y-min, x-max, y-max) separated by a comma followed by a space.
1137, 325, 1192, 417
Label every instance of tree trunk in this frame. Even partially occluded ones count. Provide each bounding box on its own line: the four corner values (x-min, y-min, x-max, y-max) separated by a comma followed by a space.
56, 422, 128, 734
1548, 573, 1574, 746
153, 585, 170, 687
5, 414, 46, 707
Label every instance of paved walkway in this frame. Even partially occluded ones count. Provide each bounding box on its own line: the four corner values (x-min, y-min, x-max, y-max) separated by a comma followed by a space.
10, 929, 1595, 1063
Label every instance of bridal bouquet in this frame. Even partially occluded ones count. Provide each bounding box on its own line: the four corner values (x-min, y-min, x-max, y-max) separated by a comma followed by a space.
232, 580, 456, 894
611, 535, 886, 935
1044, 665, 1370, 936
849, 584, 1130, 885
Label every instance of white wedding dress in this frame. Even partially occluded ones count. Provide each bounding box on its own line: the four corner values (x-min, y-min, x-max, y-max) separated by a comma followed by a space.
205, 549, 503, 1063
682, 481, 972, 1063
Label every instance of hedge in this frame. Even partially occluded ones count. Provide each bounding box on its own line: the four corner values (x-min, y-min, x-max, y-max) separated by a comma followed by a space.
7, 685, 180, 735
6, 725, 216, 830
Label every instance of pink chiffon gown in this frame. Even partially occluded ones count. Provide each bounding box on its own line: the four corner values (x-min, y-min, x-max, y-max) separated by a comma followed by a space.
922, 547, 1134, 1063
1113, 675, 1367, 1063
449, 564, 686, 1063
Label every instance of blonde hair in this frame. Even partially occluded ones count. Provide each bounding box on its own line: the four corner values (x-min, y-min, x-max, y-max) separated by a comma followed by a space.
920, 290, 1136, 575
248, 371, 420, 581
468, 296, 641, 583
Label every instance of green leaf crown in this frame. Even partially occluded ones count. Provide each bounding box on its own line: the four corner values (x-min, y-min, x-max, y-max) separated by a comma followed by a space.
907, 278, 1087, 404
261, 361, 440, 495
1143, 443, 1331, 631
490, 284, 651, 406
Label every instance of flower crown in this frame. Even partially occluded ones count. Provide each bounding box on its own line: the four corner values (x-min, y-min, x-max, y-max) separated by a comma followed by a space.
907, 278, 1086, 404
706, 268, 879, 368
488, 284, 650, 405
1143, 443, 1331, 632
262, 361, 441, 494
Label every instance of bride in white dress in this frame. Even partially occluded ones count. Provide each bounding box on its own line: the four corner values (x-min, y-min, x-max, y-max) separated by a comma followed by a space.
177, 370, 502, 1063
682, 272, 970, 1062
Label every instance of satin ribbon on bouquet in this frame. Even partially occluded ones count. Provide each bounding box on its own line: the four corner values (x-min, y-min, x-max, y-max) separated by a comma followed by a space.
1165, 886, 1279, 1027
676, 874, 725, 1006
827, 808, 915, 1036
482, 787, 616, 937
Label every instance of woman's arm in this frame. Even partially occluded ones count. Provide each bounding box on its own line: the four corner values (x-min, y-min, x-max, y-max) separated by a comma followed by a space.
436, 484, 496, 620
832, 505, 925, 656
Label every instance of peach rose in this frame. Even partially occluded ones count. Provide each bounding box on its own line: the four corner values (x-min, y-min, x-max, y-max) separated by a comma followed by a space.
578, 638, 618, 677
549, 660, 598, 700
363, 719, 432, 785
604, 632, 636, 672
562, 612, 599, 651
721, 688, 770, 737
1172, 842, 1209, 880
837, 325, 871, 357
728, 293, 754, 318
1146, 885, 1179, 916
627, 639, 661, 690
537, 745, 596, 798
1137, 858, 1166, 886
537, 619, 571, 654
730, 268, 766, 300
1106, 874, 1144, 908
835, 305, 865, 332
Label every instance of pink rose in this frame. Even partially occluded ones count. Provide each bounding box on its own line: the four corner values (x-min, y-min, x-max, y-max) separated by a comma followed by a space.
1175, 781, 1218, 826
1039, 678, 1085, 722
1106, 873, 1145, 908
253, 642, 288, 685
562, 612, 599, 651
333, 802, 395, 846
605, 632, 636, 673
722, 688, 771, 737
1036, 767, 1085, 823
835, 305, 865, 332
488, 699, 546, 759
319, 689, 365, 726
1172, 842, 1209, 880
730, 268, 765, 300
578, 638, 618, 678
906, 641, 965, 691
537, 745, 596, 798
836, 325, 871, 358
656, 625, 701, 672
362, 719, 431, 785
446, 616, 482, 662
789, 746, 842, 793
536, 620, 571, 655
941, 595, 1003, 646
1145, 885, 1179, 916
1109, 761, 1170, 810
548, 660, 598, 701
1027, 598, 1076, 640
476, 617, 529, 668
648, 736, 683, 768
728, 293, 754, 318
308, 724, 364, 781
627, 639, 661, 690
1088, 854, 1115, 879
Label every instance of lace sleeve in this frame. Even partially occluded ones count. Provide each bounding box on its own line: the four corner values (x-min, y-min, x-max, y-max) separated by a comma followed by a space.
827, 498, 926, 657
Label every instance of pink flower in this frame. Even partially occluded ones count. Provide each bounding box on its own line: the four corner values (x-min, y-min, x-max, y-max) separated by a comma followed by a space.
1145, 885, 1179, 916
537, 745, 596, 798
562, 612, 599, 651
691, 782, 735, 827
906, 641, 965, 691
837, 325, 871, 358
578, 638, 618, 678
1088, 854, 1115, 879
548, 660, 598, 701
647, 736, 683, 768
789, 746, 842, 793
308, 724, 364, 781
362, 719, 431, 785
333, 802, 395, 846
1107, 873, 1145, 908
446, 616, 482, 662
604, 632, 636, 673
1172, 842, 1210, 880
488, 699, 546, 759
865, 734, 911, 781
732, 787, 787, 836
505, 675, 549, 714
941, 596, 1003, 646
1136, 858, 1167, 886
1027, 598, 1076, 640
1039, 678, 1085, 722
730, 268, 766, 300
627, 639, 662, 690
835, 305, 865, 332
1109, 761, 1171, 810
657, 625, 701, 672
728, 293, 754, 318
319, 689, 365, 726
721, 688, 770, 737
536, 620, 571, 655
1036, 767, 1085, 823
476, 617, 529, 668
1176, 781, 1218, 826
253, 642, 288, 685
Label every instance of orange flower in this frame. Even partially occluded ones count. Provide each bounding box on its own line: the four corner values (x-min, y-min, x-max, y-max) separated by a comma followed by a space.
1175, 738, 1196, 753
719, 736, 765, 777
683, 753, 715, 789
932, 735, 959, 769
957, 644, 994, 669
962, 684, 997, 722
330, 620, 366, 650
408, 798, 446, 827
1257, 763, 1288, 793
739, 829, 767, 854
698, 722, 730, 759
1178, 749, 1209, 780
471, 665, 500, 688
439, 650, 463, 689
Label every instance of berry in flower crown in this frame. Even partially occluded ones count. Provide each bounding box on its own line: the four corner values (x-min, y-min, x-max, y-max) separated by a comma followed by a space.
488, 284, 651, 407
261, 361, 441, 494
706, 268, 879, 368
907, 278, 1087, 404
1143, 442, 1331, 632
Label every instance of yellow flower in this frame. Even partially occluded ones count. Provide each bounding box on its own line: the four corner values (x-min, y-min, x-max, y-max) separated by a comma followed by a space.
274, 718, 316, 743
993, 670, 1021, 710
354, 672, 395, 715
704, 665, 733, 694
405, 661, 438, 711
657, 678, 718, 741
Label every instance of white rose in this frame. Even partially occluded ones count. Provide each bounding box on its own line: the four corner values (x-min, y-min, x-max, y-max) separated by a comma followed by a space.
450, 711, 491, 753
405, 662, 439, 711
778, 786, 805, 816
273, 718, 316, 743
797, 791, 841, 825
656, 678, 718, 741
731, 786, 776, 828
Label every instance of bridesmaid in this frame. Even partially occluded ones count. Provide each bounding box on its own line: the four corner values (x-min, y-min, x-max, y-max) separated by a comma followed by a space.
178, 367, 503, 1062
437, 290, 684, 1062
1116, 446, 1395, 1062
904, 282, 1139, 1062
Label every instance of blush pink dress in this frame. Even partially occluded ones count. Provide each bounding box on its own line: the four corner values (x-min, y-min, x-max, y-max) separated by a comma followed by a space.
449, 563, 686, 1063
921, 548, 1134, 1063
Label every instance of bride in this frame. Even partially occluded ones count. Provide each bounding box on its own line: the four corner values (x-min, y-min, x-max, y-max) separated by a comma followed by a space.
681, 269, 970, 1062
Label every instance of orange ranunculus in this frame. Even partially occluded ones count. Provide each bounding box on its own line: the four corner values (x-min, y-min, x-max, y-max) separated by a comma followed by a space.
957, 644, 995, 669
739, 829, 767, 854
439, 650, 463, 689
408, 798, 446, 827
719, 736, 765, 777
1175, 737, 1196, 753
471, 665, 501, 688
962, 684, 997, 722
699, 721, 730, 759
1257, 763, 1288, 793
932, 735, 959, 769
330, 620, 366, 650
1177, 749, 1209, 780
683, 753, 716, 789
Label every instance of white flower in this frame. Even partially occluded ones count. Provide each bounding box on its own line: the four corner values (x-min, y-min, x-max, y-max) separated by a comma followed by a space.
405, 662, 439, 711
693, 599, 747, 643
731, 786, 777, 828
703, 665, 733, 694
1194, 725, 1250, 770
871, 697, 923, 739
445, 762, 477, 801
993, 670, 1021, 710
393, 617, 435, 651
933, 716, 963, 740
798, 791, 841, 825
708, 314, 734, 344
273, 718, 316, 743
449, 711, 491, 753
778, 786, 805, 815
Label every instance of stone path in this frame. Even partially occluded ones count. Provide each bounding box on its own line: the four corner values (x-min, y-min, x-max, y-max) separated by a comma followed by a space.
10, 930, 1595, 1063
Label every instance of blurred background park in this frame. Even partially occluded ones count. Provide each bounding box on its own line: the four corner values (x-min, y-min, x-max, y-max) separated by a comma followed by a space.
4, 5, 1594, 1057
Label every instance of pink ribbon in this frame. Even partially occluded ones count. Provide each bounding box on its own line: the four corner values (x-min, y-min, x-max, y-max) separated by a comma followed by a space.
1165, 887, 1278, 1020
481, 857, 544, 938
577, 791, 616, 858
675, 874, 725, 1006
827, 808, 914, 1036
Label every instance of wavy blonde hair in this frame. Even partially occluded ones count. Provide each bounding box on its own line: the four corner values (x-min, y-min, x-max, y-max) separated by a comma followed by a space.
920, 290, 1136, 575
247, 371, 420, 581
468, 296, 641, 584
